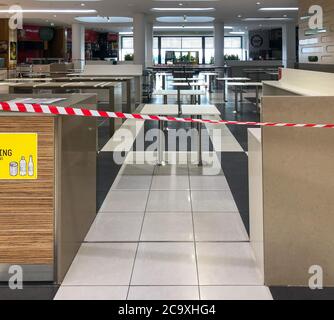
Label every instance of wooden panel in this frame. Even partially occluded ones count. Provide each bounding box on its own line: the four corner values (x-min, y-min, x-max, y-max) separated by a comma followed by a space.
299, 0, 334, 64
0, 116, 55, 264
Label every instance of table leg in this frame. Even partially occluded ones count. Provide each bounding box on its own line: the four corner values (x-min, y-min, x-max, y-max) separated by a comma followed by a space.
157, 120, 166, 166
234, 86, 238, 113
177, 88, 181, 116
256, 86, 260, 113
197, 115, 203, 167
209, 75, 212, 93
224, 80, 228, 102
109, 88, 115, 138
162, 74, 166, 90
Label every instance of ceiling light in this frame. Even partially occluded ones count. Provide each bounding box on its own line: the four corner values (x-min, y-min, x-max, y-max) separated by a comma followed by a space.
153, 25, 214, 29
243, 17, 293, 21
259, 7, 299, 11
230, 31, 245, 35
151, 7, 216, 12
0, 9, 97, 13
75, 16, 133, 23
156, 16, 215, 23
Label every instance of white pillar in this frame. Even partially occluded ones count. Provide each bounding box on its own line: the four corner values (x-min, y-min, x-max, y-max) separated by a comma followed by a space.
282, 23, 296, 68
72, 23, 85, 70
133, 13, 146, 67
146, 22, 153, 67
214, 21, 225, 66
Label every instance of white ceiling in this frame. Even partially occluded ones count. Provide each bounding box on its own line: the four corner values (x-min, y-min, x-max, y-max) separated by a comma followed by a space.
0, 0, 299, 32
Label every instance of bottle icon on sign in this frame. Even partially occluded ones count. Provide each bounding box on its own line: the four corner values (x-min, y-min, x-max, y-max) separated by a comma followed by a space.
19, 156, 27, 176
28, 155, 34, 176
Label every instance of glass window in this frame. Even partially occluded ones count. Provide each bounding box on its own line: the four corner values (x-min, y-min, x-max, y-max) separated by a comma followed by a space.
122, 37, 133, 49
120, 36, 134, 61
205, 37, 214, 49
153, 37, 159, 49
161, 37, 182, 49
225, 36, 242, 49
182, 37, 202, 49
204, 37, 214, 64
224, 36, 243, 60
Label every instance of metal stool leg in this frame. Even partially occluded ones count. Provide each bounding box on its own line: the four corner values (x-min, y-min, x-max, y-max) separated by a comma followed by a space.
157, 120, 166, 166
197, 115, 203, 167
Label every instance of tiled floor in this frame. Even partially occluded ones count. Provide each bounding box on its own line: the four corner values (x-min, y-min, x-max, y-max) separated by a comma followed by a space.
56, 157, 271, 300
54, 89, 273, 301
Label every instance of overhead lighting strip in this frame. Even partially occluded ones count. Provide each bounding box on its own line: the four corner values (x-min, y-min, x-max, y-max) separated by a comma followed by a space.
0, 9, 97, 13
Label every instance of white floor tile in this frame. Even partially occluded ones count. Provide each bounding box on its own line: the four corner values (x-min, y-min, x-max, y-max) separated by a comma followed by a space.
62, 243, 137, 286
190, 175, 230, 190
151, 175, 190, 190
112, 175, 152, 190
120, 164, 155, 176
147, 191, 192, 212
54, 286, 128, 300
188, 165, 224, 177
128, 286, 199, 300
100, 190, 149, 212
200, 286, 272, 300
85, 212, 144, 242
191, 191, 238, 212
154, 165, 188, 176
131, 243, 198, 286
194, 212, 248, 242
196, 243, 263, 286
141, 213, 193, 242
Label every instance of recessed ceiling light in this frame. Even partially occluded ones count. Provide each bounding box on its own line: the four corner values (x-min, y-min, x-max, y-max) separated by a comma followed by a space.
151, 7, 216, 12
0, 9, 97, 13
75, 16, 133, 23
156, 16, 215, 23
230, 31, 245, 35
153, 25, 214, 29
259, 7, 299, 11
243, 17, 293, 21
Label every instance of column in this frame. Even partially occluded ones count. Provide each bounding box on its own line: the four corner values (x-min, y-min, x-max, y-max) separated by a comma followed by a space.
72, 23, 85, 70
133, 13, 146, 67
282, 23, 297, 68
146, 22, 153, 67
214, 21, 225, 66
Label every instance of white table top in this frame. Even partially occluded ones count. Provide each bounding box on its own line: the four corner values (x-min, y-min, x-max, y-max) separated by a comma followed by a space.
153, 89, 206, 95
227, 82, 263, 86
170, 82, 208, 87
141, 104, 179, 115
172, 78, 200, 81
248, 128, 261, 143
216, 77, 250, 81
182, 104, 221, 116
200, 72, 219, 76
5, 78, 53, 82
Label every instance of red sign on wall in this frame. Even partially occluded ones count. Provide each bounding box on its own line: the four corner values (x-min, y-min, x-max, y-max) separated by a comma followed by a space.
107, 33, 118, 42
18, 26, 41, 42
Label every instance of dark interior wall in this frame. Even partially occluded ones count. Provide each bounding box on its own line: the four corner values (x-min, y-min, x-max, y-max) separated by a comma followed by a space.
249, 28, 282, 60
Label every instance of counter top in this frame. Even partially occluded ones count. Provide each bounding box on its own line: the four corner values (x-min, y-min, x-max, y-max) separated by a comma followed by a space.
248, 128, 261, 143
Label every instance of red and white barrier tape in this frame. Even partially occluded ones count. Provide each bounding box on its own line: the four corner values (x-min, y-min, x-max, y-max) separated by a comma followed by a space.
1, 101, 334, 129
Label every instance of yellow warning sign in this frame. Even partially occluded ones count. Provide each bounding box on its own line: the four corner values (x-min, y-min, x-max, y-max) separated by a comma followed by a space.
0, 133, 38, 180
